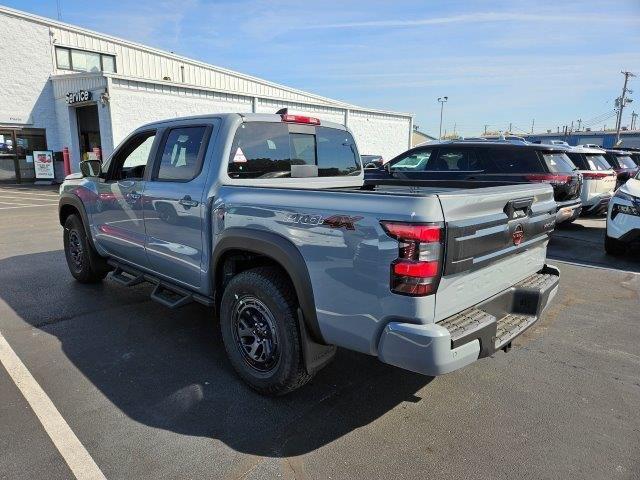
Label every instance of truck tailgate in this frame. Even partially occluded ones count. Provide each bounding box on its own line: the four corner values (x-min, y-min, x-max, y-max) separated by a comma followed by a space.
435, 183, 556, 321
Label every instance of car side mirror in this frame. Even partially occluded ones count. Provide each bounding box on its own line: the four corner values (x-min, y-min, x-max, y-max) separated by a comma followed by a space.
80, 159, 102, 177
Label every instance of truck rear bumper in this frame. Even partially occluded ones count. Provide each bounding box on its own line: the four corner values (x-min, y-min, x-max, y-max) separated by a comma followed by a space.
377, 265, 560, 376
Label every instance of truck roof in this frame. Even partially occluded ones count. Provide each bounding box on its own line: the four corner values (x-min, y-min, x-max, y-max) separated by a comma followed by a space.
136, 113, 348, 132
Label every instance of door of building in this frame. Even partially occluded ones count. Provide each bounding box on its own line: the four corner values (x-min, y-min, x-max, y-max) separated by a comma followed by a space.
76, 104, 102, 161
0, 129, 19, 183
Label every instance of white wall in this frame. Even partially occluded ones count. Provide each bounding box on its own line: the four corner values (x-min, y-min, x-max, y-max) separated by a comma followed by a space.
108, 78, 253, 148
0, 12, 58, 145
349, 111, 411, 160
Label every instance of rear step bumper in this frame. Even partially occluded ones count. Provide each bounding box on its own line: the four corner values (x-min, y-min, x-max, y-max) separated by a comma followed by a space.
377, 264, 560, 376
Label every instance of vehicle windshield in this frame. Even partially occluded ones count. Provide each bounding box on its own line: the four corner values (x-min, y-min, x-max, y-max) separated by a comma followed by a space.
584, 154, 611, 171
389, 150, 433, 171
616, 155, 637, 169
541, 152, 576, 172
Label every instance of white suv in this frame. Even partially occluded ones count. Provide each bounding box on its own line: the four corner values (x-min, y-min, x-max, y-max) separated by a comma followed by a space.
564, 146, 617, 215
605, 170, 640, 255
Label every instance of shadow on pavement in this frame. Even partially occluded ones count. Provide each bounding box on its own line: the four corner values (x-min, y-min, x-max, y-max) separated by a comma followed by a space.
548, 220, 640, 273
0, 250, 432, 458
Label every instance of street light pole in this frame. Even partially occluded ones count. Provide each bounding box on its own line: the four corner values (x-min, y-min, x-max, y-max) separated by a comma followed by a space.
438, 96, 448, 140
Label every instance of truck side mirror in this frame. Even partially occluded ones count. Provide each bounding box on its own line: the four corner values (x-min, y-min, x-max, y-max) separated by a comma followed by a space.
80, 159, 102, 177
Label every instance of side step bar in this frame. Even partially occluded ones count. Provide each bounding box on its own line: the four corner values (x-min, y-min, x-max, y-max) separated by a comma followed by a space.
107, 260, 214, 309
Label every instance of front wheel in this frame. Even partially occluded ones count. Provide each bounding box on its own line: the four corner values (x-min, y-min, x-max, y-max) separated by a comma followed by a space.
604, 234, 626, 256
220, 267, 311, 395
63, 214, 111, 283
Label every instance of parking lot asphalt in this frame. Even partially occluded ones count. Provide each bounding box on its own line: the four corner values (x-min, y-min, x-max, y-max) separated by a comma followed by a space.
0, 184, 639, 480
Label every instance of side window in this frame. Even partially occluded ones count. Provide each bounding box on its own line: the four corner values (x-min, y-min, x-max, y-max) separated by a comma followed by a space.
484, 148, 543, 173
156, 126, 207, 181
107, 131, 156, 181
567, 153, 588, 170
431, 149, 481, 171
316, 127, 360, 176
389, 149, 433, 172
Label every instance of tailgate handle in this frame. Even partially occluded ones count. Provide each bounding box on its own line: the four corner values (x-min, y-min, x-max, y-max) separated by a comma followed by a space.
504, 197, 533, 219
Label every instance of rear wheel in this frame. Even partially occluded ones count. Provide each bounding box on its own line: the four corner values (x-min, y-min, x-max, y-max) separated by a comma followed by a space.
604, 234, 626, 256
63, 214, 110, 283
220, 267, 311, 395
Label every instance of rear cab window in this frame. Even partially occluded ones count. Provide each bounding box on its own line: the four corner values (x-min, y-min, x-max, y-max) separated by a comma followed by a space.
227, 122, 360, 179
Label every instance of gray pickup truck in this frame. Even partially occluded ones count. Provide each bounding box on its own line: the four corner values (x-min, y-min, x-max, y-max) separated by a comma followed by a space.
59, 113, 560, 395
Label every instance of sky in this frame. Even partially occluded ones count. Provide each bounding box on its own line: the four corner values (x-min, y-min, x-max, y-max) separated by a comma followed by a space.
5, 0, 640, 137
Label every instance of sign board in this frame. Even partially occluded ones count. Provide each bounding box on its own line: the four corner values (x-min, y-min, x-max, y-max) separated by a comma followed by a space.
33, 150, 55, 179
66, 90, 92, 104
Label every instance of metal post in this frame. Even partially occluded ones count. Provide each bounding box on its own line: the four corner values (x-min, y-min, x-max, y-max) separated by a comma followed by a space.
437, 97, 448, 140
615, 71, 635, 146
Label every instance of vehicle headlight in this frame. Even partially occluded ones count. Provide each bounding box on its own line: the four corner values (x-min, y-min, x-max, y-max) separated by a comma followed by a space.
613, 189, 636, 202
611, 190, 640, 218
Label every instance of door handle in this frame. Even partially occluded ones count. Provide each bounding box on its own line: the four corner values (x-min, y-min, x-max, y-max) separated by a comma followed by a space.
178, 195, 199, 209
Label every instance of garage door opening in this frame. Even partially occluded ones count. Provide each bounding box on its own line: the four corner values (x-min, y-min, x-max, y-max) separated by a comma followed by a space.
76, 104, 102, 161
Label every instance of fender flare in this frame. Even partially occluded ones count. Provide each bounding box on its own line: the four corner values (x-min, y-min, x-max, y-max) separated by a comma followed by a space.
58, 192, 98, 250
211, 227, 325, 344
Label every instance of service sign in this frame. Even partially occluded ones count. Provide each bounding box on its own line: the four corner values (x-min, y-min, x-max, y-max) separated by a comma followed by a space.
33, 150, 55, 179
66, 90, 92, 104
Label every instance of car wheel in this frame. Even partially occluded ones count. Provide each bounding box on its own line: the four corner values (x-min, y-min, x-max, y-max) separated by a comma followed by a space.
220, 267, 312, 395
604, 234, 626, 256
63, 214, 111, 283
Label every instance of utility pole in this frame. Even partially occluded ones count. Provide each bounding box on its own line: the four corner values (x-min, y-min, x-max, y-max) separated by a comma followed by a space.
484, 124, 489, 135
570, 120, 574, 133
576, 118, 582, 131
508, 122, 512, 133
56, 0, 62, 20
631, 111, 638, 130
531, 119, 535, 134
453, 122, 457, 136
437, 97, 448, 140
615, 71, 636, 145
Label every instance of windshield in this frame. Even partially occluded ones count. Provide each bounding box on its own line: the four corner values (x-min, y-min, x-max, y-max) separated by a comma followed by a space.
389, 150, 433, 171
616, 155, 637, 169
584, 154, 611, 171
542, 153, 576, 172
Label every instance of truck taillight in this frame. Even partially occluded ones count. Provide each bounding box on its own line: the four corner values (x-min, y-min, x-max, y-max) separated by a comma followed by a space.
381, 221, 443, 296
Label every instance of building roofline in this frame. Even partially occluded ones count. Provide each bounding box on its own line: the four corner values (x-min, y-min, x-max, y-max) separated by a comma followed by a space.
49, 72, 413, 117
0, 4, 412, 118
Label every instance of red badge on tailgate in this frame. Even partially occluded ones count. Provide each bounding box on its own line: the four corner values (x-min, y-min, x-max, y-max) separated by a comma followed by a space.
512, 224, 524, 246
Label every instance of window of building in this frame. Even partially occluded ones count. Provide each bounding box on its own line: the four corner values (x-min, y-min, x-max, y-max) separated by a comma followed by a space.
156, 127, 207, 181
55, 47, 116, 73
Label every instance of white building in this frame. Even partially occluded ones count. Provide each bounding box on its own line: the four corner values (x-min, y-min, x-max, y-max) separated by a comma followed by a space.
0, 5, 413, 183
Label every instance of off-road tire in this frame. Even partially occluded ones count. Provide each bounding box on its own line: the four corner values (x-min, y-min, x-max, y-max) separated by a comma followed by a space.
604, 234, 626, 256
220, 267, 312, 395
63, 214, 111, 283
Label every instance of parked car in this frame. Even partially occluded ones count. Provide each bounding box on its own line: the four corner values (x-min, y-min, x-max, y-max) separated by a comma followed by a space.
58, 113, 560, 395
605, 169, 640, 255
621, 147, 640, 166
602, 149, 638, 188
561, 146, 617, 215
365, 140, 583, 224
361, 154, 384, 169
